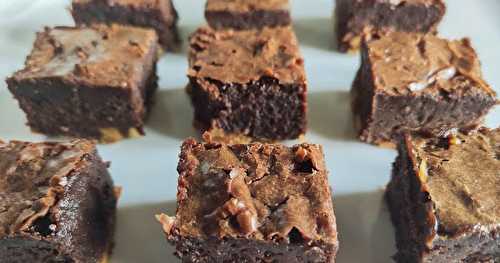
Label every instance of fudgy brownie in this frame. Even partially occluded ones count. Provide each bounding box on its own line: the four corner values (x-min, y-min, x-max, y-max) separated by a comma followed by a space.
6, 25, 159, 143
386, 128, 500, 262
71, 0, 179, 51
157, 139, 339, 262
187, 26, 307, 142
205, 0, 291, 30
334, 0, 446, 52
351, 32, 497, 147
0, 139, 118, 263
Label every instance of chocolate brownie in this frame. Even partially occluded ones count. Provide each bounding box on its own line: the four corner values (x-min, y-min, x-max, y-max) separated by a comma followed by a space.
6, 25, 159, 143
205, 0, 291, 30
386, 128, 500, 262
0, 139, 118, 263
187, 26, 307, 142
157, 139, 338, 262
351, 32, 497, 147
71, 0, 179, 51
334, 0, 446, 52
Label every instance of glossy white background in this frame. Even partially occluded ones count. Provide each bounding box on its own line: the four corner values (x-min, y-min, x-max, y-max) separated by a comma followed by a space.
0, 1, 498, 262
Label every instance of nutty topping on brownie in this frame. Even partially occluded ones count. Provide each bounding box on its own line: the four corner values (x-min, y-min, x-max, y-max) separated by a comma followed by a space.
188, 26, 305, 84
0, 140, 94, 237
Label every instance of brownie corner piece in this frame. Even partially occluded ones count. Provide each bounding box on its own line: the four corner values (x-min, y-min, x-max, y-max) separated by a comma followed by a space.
187, 26, 307, 142
6, 24, 159, 143
205, 0, 291, 30
71, 0, 180, 51
386, 128, 500, 262
334, 0, 446, 52
351, 32, 497, 146
158, 139, 339, 262
0, 139, 117, 262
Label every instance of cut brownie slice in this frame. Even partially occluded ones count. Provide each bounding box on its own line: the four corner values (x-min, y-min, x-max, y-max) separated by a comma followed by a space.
386, 128, 500, 262
334, 0, 446, 52
0, 139, 118, 262
205, 0, 291, 30
157, 139, 339, 262
6, 24, 159, 143
351, 32, 497, 147
71, 0, 179, 51
187, 26, 307, 142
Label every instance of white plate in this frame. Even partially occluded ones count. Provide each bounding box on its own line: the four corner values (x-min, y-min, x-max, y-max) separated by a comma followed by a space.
0, 0, 498, 262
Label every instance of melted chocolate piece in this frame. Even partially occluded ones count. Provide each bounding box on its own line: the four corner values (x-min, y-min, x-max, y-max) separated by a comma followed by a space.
158, 139, 339, 262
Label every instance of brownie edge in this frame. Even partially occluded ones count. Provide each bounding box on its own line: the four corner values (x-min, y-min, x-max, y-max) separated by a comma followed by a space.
157, 139, 339, 262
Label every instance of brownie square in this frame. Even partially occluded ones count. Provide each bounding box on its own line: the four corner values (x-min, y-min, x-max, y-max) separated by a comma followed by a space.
386, 128, 500, 262
157, 139, 339, 262
71, 0, 179, 51
187, 26, 307, 142
334, 0, 446, 52
205, 0, 291, 30
6, 25, 159, 143
351, 32, 497, 147
0, 139, 117, 262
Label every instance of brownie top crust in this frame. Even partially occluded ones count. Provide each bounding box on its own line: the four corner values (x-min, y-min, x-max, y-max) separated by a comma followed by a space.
0, 139, 95, 237
407, 128, 500, 236
365, 32, 495, 96
160, 139, 337, 245
206, 0, 289, 12
10, 24, 158, 88
188, 26, 305, 84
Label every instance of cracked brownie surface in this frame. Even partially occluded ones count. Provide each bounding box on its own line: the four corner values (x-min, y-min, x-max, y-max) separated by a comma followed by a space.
158, 139, 338, 262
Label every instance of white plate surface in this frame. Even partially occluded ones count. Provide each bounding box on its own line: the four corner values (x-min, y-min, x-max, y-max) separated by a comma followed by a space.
0, 0, 498, 262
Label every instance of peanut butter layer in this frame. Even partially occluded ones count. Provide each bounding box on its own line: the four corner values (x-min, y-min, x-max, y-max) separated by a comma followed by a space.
366, 32, 495, 96
164, 139, 337, 245
11, 24, 158, 89
409, 128, 500, 235
0, 140, 94, 237
206, 0, 289, 12
188, 26, 305, 84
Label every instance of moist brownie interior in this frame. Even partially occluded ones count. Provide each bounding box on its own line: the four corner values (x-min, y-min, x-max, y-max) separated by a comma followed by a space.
187, 26, 307, 141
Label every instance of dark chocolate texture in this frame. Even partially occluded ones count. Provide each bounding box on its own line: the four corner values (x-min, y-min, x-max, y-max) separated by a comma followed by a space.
351, 32, 497, 146
157, 139, 339, 262
71, 0, 179, 51
187, 26, 307, 142
205, 0, 291, 30
335, 0, 446, 52
6, 25, 159, 143
386, 128, 500, 262
0, 139, 117, 263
